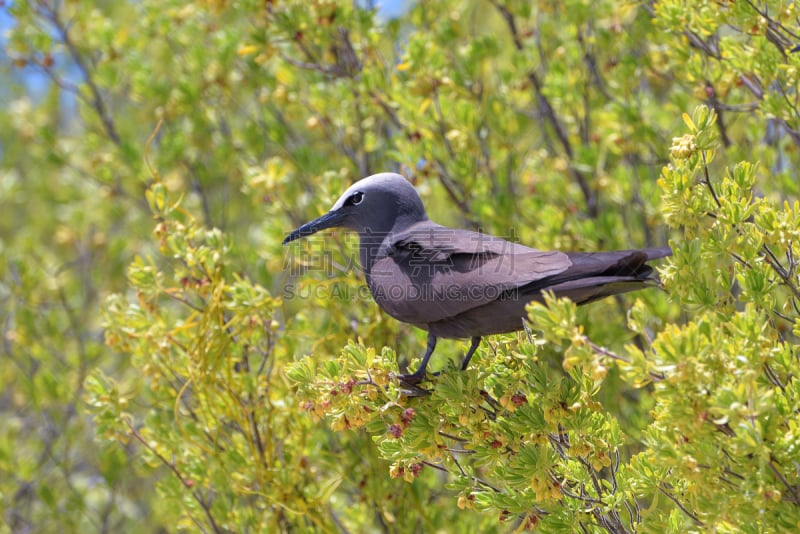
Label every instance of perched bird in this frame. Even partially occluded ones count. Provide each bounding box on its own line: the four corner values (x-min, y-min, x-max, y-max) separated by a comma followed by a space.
284, 173, 670, 384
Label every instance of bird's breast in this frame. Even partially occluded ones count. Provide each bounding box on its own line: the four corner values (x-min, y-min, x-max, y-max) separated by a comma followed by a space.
365, 255, 450, 326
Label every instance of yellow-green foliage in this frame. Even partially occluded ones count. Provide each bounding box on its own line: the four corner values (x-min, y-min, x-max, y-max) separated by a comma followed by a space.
1, 1, 799, 532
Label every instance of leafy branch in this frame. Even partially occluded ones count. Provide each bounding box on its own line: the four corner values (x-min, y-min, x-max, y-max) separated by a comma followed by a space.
489, 0, 598, 218
29, 1, 121, 145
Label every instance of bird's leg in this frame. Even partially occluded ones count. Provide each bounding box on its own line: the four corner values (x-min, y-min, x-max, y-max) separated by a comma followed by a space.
399, 332, 437, 384
459, 336, 482, 371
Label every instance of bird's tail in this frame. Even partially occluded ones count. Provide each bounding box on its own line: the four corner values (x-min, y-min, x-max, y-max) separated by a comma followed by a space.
525, 247, 671, 305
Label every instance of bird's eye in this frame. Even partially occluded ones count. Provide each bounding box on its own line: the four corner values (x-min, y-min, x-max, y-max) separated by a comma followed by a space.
349, 191, 364, 205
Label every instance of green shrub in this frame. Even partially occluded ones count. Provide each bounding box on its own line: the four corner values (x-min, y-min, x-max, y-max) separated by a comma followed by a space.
2, 1, 799, 531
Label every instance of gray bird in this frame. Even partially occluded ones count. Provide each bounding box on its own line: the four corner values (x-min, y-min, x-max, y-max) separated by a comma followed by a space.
284, 173, 670, 384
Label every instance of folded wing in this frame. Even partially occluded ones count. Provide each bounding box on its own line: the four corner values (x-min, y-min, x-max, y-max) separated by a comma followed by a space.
368, 222, 572, 324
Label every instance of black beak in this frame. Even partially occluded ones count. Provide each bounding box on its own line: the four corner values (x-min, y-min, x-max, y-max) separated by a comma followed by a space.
283, 209, 346, 245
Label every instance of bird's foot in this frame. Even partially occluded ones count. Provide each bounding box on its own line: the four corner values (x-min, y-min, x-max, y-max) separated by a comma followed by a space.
399, 383, 431, 397
397, 370, 426, 385
398, 367, 448, 384
393, 371, 431, 397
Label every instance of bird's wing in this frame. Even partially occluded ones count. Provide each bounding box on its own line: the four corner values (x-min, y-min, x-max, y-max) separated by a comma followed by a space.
368, 223, 571, 324
521, 247, 672, 290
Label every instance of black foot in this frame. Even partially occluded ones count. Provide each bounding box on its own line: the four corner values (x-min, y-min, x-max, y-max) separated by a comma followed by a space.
395, 371, 431, 397
398, 370, 426, 385
397, 333, 437, 386
459, 337, 482, 371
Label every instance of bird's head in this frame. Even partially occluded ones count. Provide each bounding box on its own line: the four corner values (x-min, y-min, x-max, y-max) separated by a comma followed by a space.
283, 173, 428, 244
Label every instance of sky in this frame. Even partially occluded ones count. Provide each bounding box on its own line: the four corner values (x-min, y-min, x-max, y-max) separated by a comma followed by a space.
1, 3, 53, 102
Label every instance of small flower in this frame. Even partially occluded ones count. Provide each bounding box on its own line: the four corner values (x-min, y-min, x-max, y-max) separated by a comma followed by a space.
409, 463, 424, 477
670, 134, 698, 159
511, 394, 528, 406
400, 408, 415, 425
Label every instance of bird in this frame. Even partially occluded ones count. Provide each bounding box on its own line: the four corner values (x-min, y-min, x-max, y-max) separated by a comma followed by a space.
283, 173, 671, 384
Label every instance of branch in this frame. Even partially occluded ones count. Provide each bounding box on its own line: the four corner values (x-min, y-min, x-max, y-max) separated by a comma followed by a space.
489, 1, 598, 217
125, 419, 224, 534
35, 3, 121, 145
683, 30, 721, 59
582, 336, 666, 382
422, 459, 504, 494
432, 159, 475, 225
704, 82, 732, 148
768, 459, 800, 505
699, 153, 800, 309
658, 483, 704, 527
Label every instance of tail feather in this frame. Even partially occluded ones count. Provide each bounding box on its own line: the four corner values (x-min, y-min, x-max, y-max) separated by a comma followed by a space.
545, 276, 660, 305
567, 247, 671, 278
520, 247, 671, 304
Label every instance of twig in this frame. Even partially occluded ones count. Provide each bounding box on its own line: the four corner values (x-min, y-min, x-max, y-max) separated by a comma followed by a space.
768, 460, 800, 505
658, 483, 704, 527
438, 430, 468, 443
489, 0, 598, 217
577, 457, 605, 498
704, 82, 732, 148
369, 91, 404, 129
164, 290, 206, 313
423, 459, 502, 493
700, 152, 721, 208
549, 471, 605, 505
699, 154, 800, 313
432, 84, 456, 160
125, 419, 224, 534
432, 159, 474, 224
683, 30, 721, 59
582, 336, 666, 382
35, 3, 121, 145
